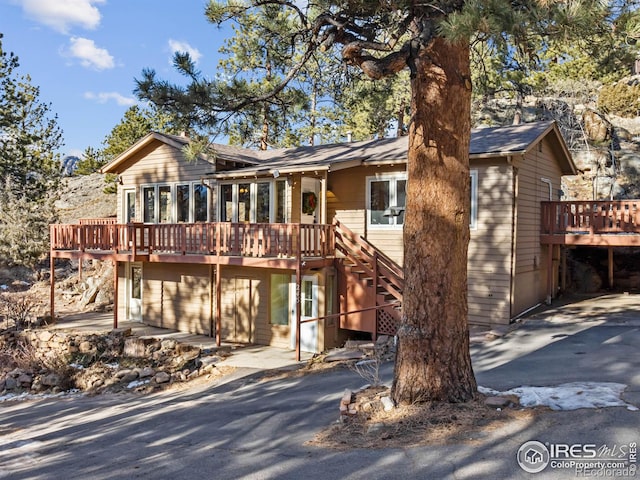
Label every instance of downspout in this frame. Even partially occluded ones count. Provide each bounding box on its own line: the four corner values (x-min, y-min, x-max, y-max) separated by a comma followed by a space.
540, 178, 554, 304
509, 159, 518, 321
540, 177, 553, 201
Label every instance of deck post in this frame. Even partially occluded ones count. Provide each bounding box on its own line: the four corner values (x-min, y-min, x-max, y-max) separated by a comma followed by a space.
49, 254, 55, 323
546, 245, 553, 305
209, 264, 214, 338
113, 260, 118, 329
608, 247, 614, 289
561, 247, 567, 292
295, 256, 302, 362
216, 262, 221, 347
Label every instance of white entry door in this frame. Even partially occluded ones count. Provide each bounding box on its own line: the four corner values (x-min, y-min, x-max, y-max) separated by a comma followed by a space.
126, 263, 142, 322
290, 275, 318, 353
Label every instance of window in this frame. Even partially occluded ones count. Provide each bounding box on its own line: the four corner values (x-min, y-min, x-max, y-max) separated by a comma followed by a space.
367, 172, 478, 229
139, 182, 210, 224
470, 169, 478, 230
131, 266, 142, 300
256, 182, 270, 223
159, 186, 171, 223
302, 279, 314, 317
124, 189, 136, 223
270, 274, 290, 325
219, 180, 288, 223
221, 184, 233, 222
238, 183, 251, 222
194, 184, 208, 222
367, 174, 406, 227
176, 185, 190, 222
275, 180, 287, 223
143, 187, 155, 223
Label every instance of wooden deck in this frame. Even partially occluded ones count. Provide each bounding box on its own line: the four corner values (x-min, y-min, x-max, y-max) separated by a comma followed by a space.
50, 222, 335, 267
541, 200, 640, 246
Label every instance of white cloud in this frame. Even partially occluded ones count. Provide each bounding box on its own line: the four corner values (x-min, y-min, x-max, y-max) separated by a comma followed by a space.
84, 91, 136, 106
16, 0, 105, 34
67, 37, 114, 70
168, 39, 202, 64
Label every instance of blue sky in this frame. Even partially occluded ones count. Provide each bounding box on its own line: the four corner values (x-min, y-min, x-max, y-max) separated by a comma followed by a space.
1, 0, 230, 158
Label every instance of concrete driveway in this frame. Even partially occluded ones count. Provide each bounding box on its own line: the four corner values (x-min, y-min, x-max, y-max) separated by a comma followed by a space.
1, 294, 638, 479
473, 293, 640, 406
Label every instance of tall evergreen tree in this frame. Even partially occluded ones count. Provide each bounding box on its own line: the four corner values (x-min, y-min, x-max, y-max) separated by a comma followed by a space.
0, 34, 62, 201
137, 1, 620, 404
0, 34, 63, 268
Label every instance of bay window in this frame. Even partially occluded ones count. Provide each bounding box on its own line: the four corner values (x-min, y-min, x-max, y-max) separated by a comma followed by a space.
140, 182, 210, 223
219, 180, 288, 223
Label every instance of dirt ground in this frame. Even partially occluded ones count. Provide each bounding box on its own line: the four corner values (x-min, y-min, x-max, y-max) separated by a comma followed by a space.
306, 385, 538, 449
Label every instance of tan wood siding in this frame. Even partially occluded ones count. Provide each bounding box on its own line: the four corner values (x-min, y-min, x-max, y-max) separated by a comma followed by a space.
143, 263, 212, 335
119, 143, 214, 186
116, 262, 126, 322
116, 143, 215, 223
513, 137, 564, 315
468, 163, 514, 325
328, 165, 405, 264
219, 266, 292, 349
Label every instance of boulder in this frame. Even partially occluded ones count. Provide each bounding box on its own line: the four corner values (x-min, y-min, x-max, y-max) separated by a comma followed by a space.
161, 339, 177, 351
40, 373, 62, 387
17, 373, 33, 387
4, 377, 17, 390
485, 396, 511, 408
138, 367, 155, 379
583, 109, 611, 143
37, 330, 53, 342
154, 371, 170, 384
198, 356, 222, 368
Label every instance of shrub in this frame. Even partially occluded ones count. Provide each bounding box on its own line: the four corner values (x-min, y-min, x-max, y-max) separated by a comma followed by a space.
597, 81, 640, 118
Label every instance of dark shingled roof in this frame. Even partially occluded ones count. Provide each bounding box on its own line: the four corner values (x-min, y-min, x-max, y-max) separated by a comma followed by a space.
103, 120, 574, 177
210, 120, 574, 179
469, 120, 556, 155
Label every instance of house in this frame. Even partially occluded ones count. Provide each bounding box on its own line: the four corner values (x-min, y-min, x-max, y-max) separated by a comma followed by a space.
49, 120, 578, 356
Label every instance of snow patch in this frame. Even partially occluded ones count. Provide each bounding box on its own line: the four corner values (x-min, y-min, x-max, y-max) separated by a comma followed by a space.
0, 389, 82, 403
480, 382, 638, 411
126, 379, 150, 389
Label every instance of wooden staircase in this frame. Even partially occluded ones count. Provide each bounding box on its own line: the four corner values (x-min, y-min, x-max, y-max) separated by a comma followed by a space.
333, 220, 404, 338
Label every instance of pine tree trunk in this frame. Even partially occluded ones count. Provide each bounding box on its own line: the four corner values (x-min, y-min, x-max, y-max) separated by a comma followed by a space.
391, 37, 477, 405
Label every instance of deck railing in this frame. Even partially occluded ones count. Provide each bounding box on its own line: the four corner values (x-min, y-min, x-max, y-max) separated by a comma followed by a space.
541, 200, 640, 236
50, 222, 335, 259
79, 217, 117, 225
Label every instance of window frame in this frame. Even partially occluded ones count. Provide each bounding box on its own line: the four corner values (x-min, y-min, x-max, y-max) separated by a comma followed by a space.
365, 171, 479, 229
366, 173, 407, 229
139, 182, 210, 224
470, 169, 478, 230
218, 179, 288, 224
270, 273, 290, 326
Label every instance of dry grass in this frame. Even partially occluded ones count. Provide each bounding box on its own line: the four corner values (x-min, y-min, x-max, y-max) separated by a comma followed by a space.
308, 386, 538, 449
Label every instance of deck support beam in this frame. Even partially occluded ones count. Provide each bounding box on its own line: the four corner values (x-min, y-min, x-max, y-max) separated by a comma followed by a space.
215, 263, 221, 347
50, 255, 55, 323
295, 258, 302, 362
561, 247, 567, 292
113, 260, 118, 329
546, 245, 553, 305
608, 247, 614, 289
